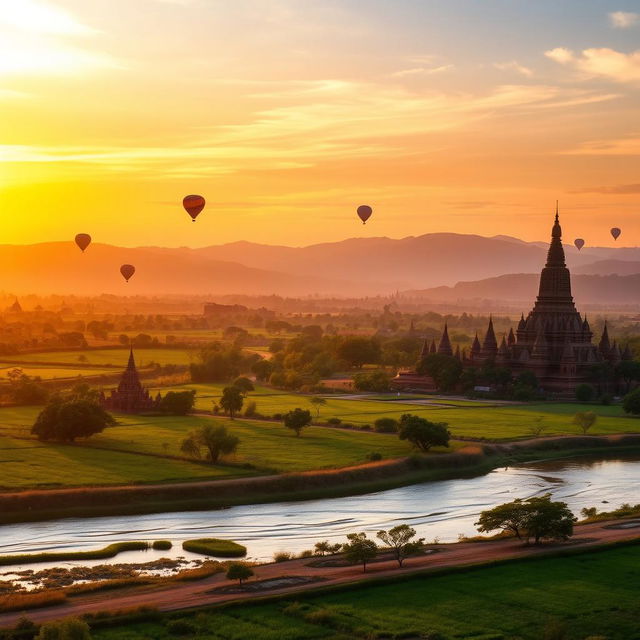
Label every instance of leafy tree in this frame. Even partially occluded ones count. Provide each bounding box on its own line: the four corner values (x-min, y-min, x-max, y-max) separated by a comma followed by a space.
523, 495, 576, 544
575, 383, 595, 402
475, 499, 529, 539
220, 386, 244, 419
7, 370, 49, 405
284, 408, 312, 437
417, 354, 462, 392
159, 390, 196, 415
32, 397, 116, 442
616, 360, 640, 394
180, 424, 239, 463
623, 387, 640, 415
376, 524, 424, 567
352, 370, 391, 392
251, 358, 274, 382
342, 532, 378, 572
309, 396, 327, 417
233, 376, 254, 394
314, 540, 342, 556
190, 344, 248, 383
572, 410, 597, 434
374, 417, 398, 433
337, 337, 381, 368
398, 414, 450, 452
226, 562, 254, 585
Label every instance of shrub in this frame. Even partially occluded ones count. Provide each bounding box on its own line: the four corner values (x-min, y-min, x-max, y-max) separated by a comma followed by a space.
298, 549, 314, 558
326, 417, 342, 426
273, 551, 292, 563
623, 387, 640, 414
152, 540, 172, 550
159, 390, 196, 415
166, 619, 197, 636
226, 562, 254, 585
575, 383, 595, 402
182, 538, 246, 558
599, 393, 612, 406
366, 452, 383, 462
243, 401, 257, 417
35, 617, 91, 640
374, 417, 398, 433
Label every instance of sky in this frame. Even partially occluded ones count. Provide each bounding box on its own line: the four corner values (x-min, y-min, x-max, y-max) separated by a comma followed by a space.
1, 0, 640, 248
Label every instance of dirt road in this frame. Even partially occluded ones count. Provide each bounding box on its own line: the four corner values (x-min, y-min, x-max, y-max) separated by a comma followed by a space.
1, 519, 638, 629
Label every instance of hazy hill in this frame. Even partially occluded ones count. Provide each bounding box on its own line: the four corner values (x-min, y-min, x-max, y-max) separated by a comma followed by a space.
1, 234, 639, 296
572, 260, 640, 276
408, 272, 640, 306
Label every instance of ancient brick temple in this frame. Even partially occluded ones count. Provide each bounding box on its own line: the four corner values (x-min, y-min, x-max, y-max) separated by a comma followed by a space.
394, 208, 631, 394
101, 348, 160, 413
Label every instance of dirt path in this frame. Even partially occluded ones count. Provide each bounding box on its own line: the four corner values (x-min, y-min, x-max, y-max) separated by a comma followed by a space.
1, 519, 638, 629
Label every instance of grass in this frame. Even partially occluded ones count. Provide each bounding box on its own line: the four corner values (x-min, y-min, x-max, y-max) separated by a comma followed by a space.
0, 541, 151, 567
182, 539, 247, 558
91, 543, 640, 640
0, 365, 116, 380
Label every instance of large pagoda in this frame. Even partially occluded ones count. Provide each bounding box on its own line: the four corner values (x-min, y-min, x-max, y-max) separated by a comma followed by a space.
101, 348, 160, 413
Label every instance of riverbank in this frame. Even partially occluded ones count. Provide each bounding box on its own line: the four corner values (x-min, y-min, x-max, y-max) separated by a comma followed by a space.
0, 519, 638, 632
2, 434, 640, 525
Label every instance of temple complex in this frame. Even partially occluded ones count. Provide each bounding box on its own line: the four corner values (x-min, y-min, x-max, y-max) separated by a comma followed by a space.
394, 208, 631, 394
101, 348, 161, 413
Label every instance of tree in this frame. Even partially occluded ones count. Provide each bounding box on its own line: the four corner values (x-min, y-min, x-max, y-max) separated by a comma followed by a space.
7, 371, 49, 405
623, 387, 640, 415
374, 417, 398, 433
416, 353, 462, 391
575, 383, 595, 402
180, 424, 239, 463
220, 386, 244, 419
342, 532, 377, 572
35, 617, 91, 640
226, 562, 254, 585
398, 414, 450, 452
616, 360, 640, 394
314, 540, 342, 556
233, 376, 254, 394
309, 396, 327, 417
573, 410, 597, 434
32, 397, 116, 442
476, 495, 575, 545
337, 337, 381, 368
522, 495, 576, 545
159, 390, 196, 415
376, 524, 424, 567
251, 358, 274, 382
284, 408, 312, 437
475, 499, 529, 540
352, 370, 391, 392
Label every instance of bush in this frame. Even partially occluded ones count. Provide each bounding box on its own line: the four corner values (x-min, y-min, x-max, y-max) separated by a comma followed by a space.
166, 619, 197, 636
35, 617, 91, 639
159, 390, 196, 415
152, 540, 172, 550
244, 401, 258, 417
623, 387, 640, 414
298, 549, 314, 558
366, 452, 383, 462
226, 562, 254, 585
374, 417, 398, 433
326, 417, 342, 426
182, 538, 246, 558
599, 393, 612, 406
273, 551, 292, 562
575, 383, 594, 402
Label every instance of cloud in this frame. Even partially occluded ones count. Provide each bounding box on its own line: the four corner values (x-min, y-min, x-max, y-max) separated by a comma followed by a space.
545, 46, 640, 83
0, 81, 619, 176
493, 61, 533, 77
609, 11, 639, 28
391, 64, 454, 78
569, 183, 640, 194
560, 135, 640, 155
0, 0, 96, 36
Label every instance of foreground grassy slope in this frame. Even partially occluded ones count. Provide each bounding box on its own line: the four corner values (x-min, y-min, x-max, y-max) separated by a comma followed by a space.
93, 544, 640, 640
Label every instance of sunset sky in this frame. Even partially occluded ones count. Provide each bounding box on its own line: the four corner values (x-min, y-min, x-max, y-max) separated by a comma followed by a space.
1, 0, 640, 248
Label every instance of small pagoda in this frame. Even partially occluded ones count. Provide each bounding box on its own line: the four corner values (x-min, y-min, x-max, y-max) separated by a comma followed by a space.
101, 348, 160, 413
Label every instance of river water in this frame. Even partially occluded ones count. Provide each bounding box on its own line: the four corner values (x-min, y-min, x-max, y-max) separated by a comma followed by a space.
1, 455, 638, 569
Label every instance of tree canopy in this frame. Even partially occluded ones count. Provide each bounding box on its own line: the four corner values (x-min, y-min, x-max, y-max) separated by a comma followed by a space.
398, 414, 450, 452
283, 407, 312, 436
342, 532, 378, 572
180, 424, 239, 463
220, 386, 244, 419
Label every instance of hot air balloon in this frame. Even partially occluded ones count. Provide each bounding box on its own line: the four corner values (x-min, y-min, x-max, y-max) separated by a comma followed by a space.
183, 195, 205, 222
357, 205, 372, 224
611, 227, 621, 241
574, 238, 585, 251
75, 233, 91, 252
120, 264, 135, 282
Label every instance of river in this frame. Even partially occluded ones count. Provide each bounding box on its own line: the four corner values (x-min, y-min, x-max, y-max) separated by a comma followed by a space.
1, 454, 638, 569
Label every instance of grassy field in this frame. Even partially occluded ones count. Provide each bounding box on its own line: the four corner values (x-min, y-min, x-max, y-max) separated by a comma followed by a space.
92, 543, 640, 640
0, 348, 195, 368
0, 365, 116, 380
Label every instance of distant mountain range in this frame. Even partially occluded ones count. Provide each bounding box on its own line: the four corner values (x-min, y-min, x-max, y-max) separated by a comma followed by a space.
1, 234, 639, 298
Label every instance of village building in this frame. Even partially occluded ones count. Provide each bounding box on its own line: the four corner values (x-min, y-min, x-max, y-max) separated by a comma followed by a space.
393, 209, 631, 394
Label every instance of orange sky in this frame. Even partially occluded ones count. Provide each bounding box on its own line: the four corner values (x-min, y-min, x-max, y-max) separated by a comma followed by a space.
1, 0, 640, 248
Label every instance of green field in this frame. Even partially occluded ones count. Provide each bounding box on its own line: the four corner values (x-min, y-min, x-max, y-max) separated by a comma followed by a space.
92, 543, 640, 640
0, 348, 195, 368
0, 365, 116, 380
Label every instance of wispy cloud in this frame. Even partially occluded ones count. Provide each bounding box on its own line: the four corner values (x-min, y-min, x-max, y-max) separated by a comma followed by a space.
391, 64, 454, 78
545, 46, 640, 83
493, 61, 533, 77
609, 11, 639, 28
570, 183, 640, 194
560, 135, 640, 156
